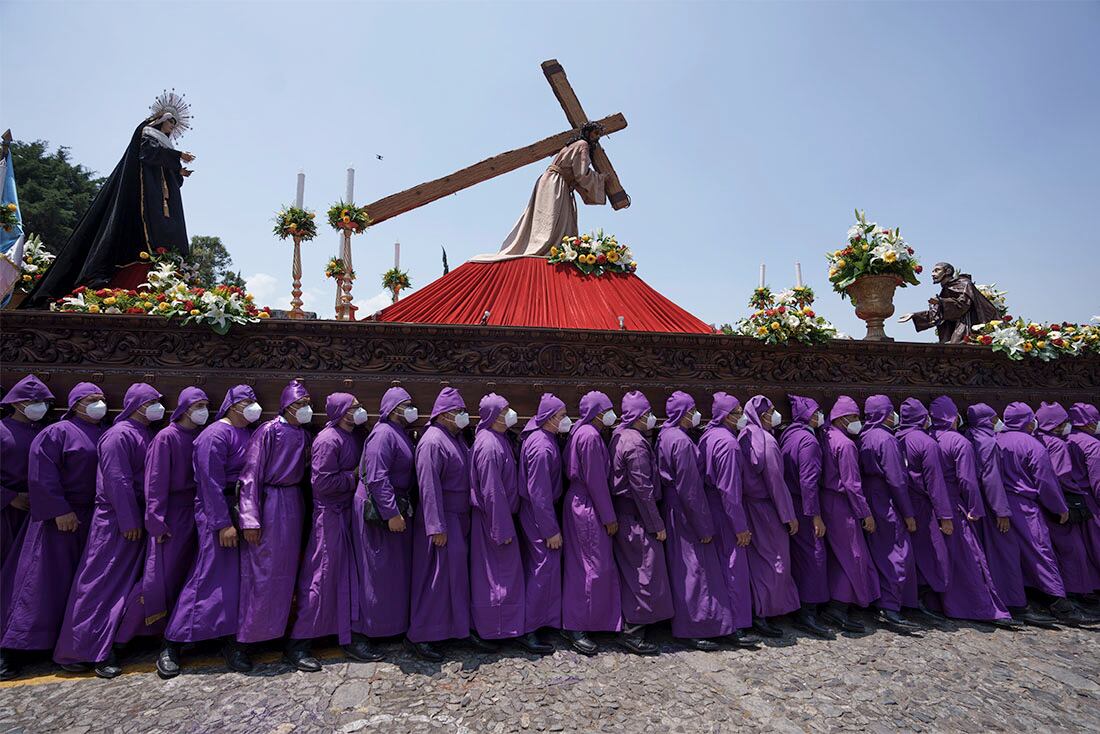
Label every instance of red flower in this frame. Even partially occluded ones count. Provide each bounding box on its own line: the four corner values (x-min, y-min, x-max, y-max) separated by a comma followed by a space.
805, 309, 815, 318
155, 247, 168, 255
96, 288, 110, 297
74, 286, 86, 295
194, 288, 205, 296
777, 306, 786, 314
765, 308, 776, 317
126, 307, 144, 314
596, 254, 607, 265
156, 293, 167, 302
980, 335, 993, 345
1002, 315, 1012, 322
1053, 338, 1065, 347
906, 247, 914, 255
184, 300, 195, 311
914, 264, 923, 274
1049, 324, 1060, 332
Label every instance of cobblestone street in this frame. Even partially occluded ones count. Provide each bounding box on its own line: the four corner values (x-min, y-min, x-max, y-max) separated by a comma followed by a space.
1, 615, 1098, 733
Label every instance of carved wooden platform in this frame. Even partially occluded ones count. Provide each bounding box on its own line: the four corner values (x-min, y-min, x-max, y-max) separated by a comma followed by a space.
2, 312, 1097, 423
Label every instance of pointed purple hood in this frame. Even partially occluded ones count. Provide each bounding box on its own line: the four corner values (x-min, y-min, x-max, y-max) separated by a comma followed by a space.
576, 390, 612, 430
620, 391, 652, 427
61, 382, 105, 420
789, 395, 820, 427
1, 374, 55, 406
828, 395, 859, 423
169, 386, 209, 423
863, 395, 895, 431
1069, 402, 1099, 428
897, 397, 929, 437
279, 379, 310, 414
661, 390, 695, 433
380, 387, 413, 422
929, 396, 961, 432
1002, 402, 1035, 433
1035, 401, 1069, 435
523, 392, 565, 435
707, 392, 740, 430
430, 386, 466, 420
744, 395, 775, 430
115, 383, 163, 425
325, 392, 357, 429
477, 392, 508, 434
215, 384, 257, 422
966, 403, 998, 432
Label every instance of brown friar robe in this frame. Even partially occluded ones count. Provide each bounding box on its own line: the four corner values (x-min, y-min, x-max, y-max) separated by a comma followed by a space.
912, 273, 1000, 343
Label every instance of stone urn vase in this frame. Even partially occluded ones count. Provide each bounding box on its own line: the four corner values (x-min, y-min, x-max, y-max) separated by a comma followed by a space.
845, 274, 899, 341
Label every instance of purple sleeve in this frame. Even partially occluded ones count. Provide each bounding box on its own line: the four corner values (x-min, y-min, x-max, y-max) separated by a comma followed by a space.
796, 434, 822, 516
669, 439, 714, 541
578, 431, 616, 526
236, 423, 273, 530
711, 439, 749, 534
763, 441, 797, 525
0, 429, 16, 508
1031, 445, 1069, 515
28, 428, 73, 521
99, 430, 143, 533
193, 428, 233, 530
523, 442, 561, 539
951, 440, 985, 520
837, 440, 871, 519
362, 432, 399, 521
1076, 438, 1100, 500
144, 434, 172, 537
881, 438, 915, 519
472, 444, 516, 545
621, 441, 664, 534
974, 439, 1011, 517
415, 439, 447, 537
312, 432, 354, 501
921, 444, 954, 520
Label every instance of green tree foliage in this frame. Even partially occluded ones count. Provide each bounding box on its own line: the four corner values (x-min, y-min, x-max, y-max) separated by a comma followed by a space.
10, 140, 105, 251
187, 235, 247, 289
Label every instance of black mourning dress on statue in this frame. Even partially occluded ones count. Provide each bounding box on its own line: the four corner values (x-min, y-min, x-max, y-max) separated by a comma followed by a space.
26, 119, 189, 306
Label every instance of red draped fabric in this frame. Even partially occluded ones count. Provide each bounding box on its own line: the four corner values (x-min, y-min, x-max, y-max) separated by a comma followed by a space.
377, 257, 712, 333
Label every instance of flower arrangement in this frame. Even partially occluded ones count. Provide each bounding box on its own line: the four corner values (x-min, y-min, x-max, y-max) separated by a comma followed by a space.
748, 287, 773, 311
725, 284, 841, 345
827, 209, 921, 298
976, 282, 1009, 316
52, 257, 270, 335
967, 316, 1100, 361
327, 201, 371, 233
548, 230, 636, 276
1, 202, 17, 232
15, 234, 54, 293
325, 257, 354, 281
382, 267, 411, 292
274, 206, 318, 241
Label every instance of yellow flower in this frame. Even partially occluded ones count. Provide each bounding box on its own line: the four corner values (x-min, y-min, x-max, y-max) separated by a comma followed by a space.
607, 251, 619, 262
88, 304, 101, 313
6, 203, 15, 211
828, 267, 838, 278
22, 274, 31, 281
341, 209, 349, 216
189, 309, 201, 316
309, 212, 316, 219
1022, 342, 1033, 352
139, 251, 151, 260
245, 294, 254, 302
770, 322, 780, 330
833, 249, 843, 257
158, 302, 170, 312
342, 215, 351, 223
142, 302, 152, 310
883, 251, 898, 263
836, 259, 846, 268
288, 222, 298, 230
586, 254, 597, 265
756, 326, 768, 335
258, 311, 270, 319
103, 296, 117, 305
1036, 340, 1046, 349
550, 246, 559, 257
582, 234, 592, 242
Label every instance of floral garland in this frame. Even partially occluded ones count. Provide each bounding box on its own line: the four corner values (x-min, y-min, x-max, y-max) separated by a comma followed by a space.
548, 230, 636, 276
1, 202, 17, 232
967, 316, 1099, 361
273, 206, 318, 241
976, 282, 1009, 316
325, 257, 354, 280
382, 267, 411, 292
827, 209, 922, 298
722, 285, 842, 345
15, 234, 55, 293
327, 201, 371, 233
52, 258, 270, 335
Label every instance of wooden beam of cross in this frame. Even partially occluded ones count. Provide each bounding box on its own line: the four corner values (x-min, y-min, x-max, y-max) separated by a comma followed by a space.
362, 61, 629, 227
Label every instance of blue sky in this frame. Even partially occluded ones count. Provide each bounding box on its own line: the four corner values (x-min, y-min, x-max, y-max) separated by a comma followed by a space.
3, 0, 1098, 338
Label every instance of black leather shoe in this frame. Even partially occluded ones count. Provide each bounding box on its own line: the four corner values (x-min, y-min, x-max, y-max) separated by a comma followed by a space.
464, 633, 499, 653
821, 606, 865, 633
793, 612, 835, 639
1073, 592, 1100, 609
875, 608, 922, 632
990, 616, 1024, 630
916, 601, 948, 623
751, 617, 784, 638
560, 630, 598, 656
724, 630, 761, 649
618, 630, 659, 656
156, 644, 182, 679
222, 641, 253, 673
0, 651, 20, 681
678, 637, 720, 652
94, 652, 123, 679
343, 637, 384, 662
1011, 605, 1058, 629
59, 662, 90, 673
284, 649, 321, 673
517, 632, 554, 655
404, 638, 444, 662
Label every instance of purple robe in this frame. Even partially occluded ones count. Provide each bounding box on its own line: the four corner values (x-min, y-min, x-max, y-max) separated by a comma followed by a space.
292, 393, 366, 644
820, 397, 880, 607
518, 394, 565, 632
236, 379, 311, 643
407, 387, 472, 643
858, 396, 917, 611
1036, 401, 1100, 593
928, 397, 1009, 621
2, 383, 106, 651
353, 387, 415, 638
778, 396, 829, 605
896, 399, 954, 597
738, 395, 800, 618
1, 374, 53, 567
469, 394, 524, 639
165, 385, 256, 643
562, 391, 621, 632
964, 403, 1027, 608
1068, 403, 1100, 575
995, 403, 1068, 597
55, 383, 163, 664
609, 391, 673, 626
658, 392, 734, 637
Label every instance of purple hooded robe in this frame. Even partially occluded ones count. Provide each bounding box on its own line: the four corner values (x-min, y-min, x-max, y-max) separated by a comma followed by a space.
291, 393, 367, 645
928, 397, 1010, 620
657, 391, 734, 638
0, 375, 54, 566
2, 383, 106, 651
858, 396, 917, 611
1068, 403, 1100, 573
237, 379, 311, 643
518, 393, 565, 632
469, 394, 525, 639
994, 403, 1068, 597
738, 396, 800, 618
353, 387, 415, 638
165, 385, 255, 643
964, 403, 1026, 608
407, 387, 472, 643
699, 393, 753, 629
562, 391, 621, 632
609, 391, 674, 626
777, 395, 828, 605
895, 399, 953, 597
54, 383, 163, 664
819, 397, 880, 607
1035, 401, 1100, 593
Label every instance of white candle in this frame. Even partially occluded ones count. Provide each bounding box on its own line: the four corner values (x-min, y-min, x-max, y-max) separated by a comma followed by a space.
394, 241, 401, 270
345, 167, 355, 202
759, 263, 766, 289
795, 261, 803, 287
295, 172, 305, 208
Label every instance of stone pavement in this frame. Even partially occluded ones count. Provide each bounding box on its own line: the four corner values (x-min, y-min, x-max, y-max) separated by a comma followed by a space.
1, 616, 1098, 733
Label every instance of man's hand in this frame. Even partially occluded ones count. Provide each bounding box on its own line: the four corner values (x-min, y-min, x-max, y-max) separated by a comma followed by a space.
387, 515, 407, 533
1058, 512, 1069, 525
218, 526, 238, 548
431, 532, 448, 547
180, 152, 195, 163
242, 528, 262, 545
905, 517, 917, 533
700, 535, 713, 545
546, 533, 563, 550
736, 530, 752, 547
180, 168, 193, 178
898, 313, 914, 323
654, 529, 667, 542
156, 531, 172, 544
502, 537, 513, 545
122, 527, 143, 542
862, 516, 876, 533
605, 521, 619, 537
939, 519, 954, 536
812, 515, 826, 538
787, 519, 799, 536
996, 516, 1010, 533
10, 493, 29, 511
55, 512, 80, 532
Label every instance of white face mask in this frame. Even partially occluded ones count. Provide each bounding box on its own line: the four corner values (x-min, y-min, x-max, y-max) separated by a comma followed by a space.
352, 407, 369, 425
770, 410, 783, 428
736, 415, 749, 431
923, 417, 932, 430
403, 406, 419, 424
22, 402, 48, 422
557, 416, 573, 433
84, 400, 108, 421
690, 410, 702, 427
504, 408, 518, 428
1094, 424, 1100, 436
888, 411, 900, 428
242, 402, 263, 423
189, 407, 210, 426
1029, 420, 1038, 434
144, 402, 165, 422
1061, 423, 1072, 437
993, 419, 1006, 433
453, 411, 470, 430
846, 420, 863, 436
601, 410, 617, 427
645, 414, 657, 431
295, 405, 314, 424
811, 411, 824, 428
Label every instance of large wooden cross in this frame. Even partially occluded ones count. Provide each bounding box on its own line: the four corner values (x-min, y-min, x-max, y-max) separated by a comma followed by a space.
362, 59, 630, 227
